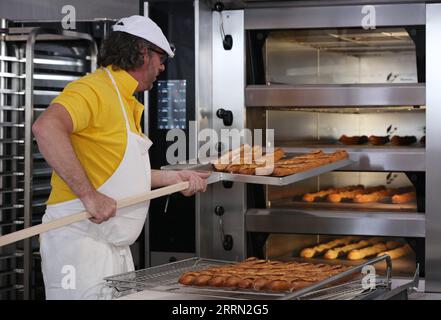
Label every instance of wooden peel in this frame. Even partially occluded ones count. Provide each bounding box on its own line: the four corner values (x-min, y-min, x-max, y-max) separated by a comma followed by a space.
0, 181, 189, 247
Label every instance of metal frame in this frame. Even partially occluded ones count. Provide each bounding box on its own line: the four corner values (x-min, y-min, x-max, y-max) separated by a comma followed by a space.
0, 25, 97, 299
24, 27, 96, 300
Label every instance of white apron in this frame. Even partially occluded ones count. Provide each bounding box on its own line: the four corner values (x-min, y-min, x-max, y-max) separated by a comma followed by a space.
40, 67, 152, 300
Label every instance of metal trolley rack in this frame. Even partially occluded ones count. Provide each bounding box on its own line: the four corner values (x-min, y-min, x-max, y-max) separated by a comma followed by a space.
0, 20, 97, 299
105, 255, 419, 300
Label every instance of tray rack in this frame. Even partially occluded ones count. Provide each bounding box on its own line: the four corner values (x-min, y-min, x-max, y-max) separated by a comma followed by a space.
103, 255, 413, 300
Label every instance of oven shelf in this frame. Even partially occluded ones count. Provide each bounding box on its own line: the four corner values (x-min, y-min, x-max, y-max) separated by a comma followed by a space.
277, 143, 425, 172
245, 208, 425, 237
246, 83, 425, 108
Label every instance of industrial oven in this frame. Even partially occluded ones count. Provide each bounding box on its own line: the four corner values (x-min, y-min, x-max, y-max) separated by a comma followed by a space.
106, 0, 441, 300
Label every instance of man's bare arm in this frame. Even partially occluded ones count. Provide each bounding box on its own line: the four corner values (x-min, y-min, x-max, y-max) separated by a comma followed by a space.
151, 169, 210, 196
32, 103, 116, 223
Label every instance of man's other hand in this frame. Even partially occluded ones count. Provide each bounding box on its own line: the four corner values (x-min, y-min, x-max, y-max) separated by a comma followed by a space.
176, 170, 211, 196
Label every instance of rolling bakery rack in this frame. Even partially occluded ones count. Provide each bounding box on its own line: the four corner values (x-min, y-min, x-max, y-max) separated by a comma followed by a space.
0, 20, 97, 299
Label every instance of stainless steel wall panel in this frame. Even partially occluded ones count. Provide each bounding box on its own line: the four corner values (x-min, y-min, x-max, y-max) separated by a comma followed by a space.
246, 84, 426, 107
245, 4, 425, 30
425, 3, 441, 293
195, 0, 214, 259
198, 10, 246, 261
246, 209, 425, 237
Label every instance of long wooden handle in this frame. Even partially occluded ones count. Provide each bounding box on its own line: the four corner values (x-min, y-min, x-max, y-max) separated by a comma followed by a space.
0, 182, 189, 247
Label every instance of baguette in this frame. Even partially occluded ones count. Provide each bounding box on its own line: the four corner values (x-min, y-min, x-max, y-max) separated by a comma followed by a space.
392, 191, 416, 204
327, 185, 386, 203
300, 236, 361, 258
347, 243, 387, 260
368, 135, 390, 146
339, 135, 368, 145
377, 244, 413, 260
254, 148, 286, 176
213, 145, 246, 171
327, 187, 366, 203
353, 188, 397, 203
390, 135, 417, 146
254, 147, 285, 165
302, 185, 364, 202
324, 240, 370, 260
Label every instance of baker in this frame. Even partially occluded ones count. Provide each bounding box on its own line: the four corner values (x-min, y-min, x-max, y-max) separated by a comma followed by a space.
32, 15, 210, 299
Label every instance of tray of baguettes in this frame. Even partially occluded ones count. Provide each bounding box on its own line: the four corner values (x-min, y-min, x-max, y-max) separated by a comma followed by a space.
164, 144, 354, 186
107, 255, 394, 300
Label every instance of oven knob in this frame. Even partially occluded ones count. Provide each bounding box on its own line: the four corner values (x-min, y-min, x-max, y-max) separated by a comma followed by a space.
223, 235, 233, 251
216, 108, 233, 126
214, 206, 225, 216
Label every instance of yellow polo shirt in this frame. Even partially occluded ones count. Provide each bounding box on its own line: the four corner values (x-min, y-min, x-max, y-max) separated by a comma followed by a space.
46, 66, 145, 205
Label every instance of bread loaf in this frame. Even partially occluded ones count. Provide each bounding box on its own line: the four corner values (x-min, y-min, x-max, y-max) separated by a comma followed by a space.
339, 135, 368, 145
324, 240, 370, 260
353, 188, 397, 203
178, 258, 350, 293
347, 243, 387, 260
392, 191, 416, 204
390, 135, 417, 146
377, 244, 413, 260
302, 185, 364, 202
368, 135, 390, 146
300, 236, 361, 258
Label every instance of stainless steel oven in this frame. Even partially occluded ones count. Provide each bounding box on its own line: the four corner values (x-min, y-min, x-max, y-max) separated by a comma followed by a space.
192, 0, 441, 294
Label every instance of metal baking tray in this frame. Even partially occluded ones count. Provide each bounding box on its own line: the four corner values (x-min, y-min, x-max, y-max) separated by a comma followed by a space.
103, 255, 414, 300
161, 158, 355, 186
270, 198, 417, 212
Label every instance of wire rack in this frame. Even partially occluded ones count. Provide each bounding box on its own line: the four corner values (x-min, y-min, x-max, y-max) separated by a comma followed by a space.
297, 278, 389, 300
104, 256, 393, 300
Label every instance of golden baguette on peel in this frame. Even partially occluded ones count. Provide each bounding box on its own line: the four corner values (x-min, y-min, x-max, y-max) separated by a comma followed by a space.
212, 145, 245, 171
254, 148, 285, 165
254, 148, 286, 176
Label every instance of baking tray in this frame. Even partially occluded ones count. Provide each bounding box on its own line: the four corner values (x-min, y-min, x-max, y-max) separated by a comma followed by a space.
281, 253, 417, 278
104, 255, 394, 300
161, 158, 355, 186
270, 198, 417, 212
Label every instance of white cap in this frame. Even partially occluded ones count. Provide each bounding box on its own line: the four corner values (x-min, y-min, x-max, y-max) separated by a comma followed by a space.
112, 15, 175, 58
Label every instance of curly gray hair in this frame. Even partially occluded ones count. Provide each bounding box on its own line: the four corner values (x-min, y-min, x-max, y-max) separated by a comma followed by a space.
97, 31, 157, 71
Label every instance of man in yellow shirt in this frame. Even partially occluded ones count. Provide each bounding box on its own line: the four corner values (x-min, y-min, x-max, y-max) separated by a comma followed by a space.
32, 15, 209, 299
